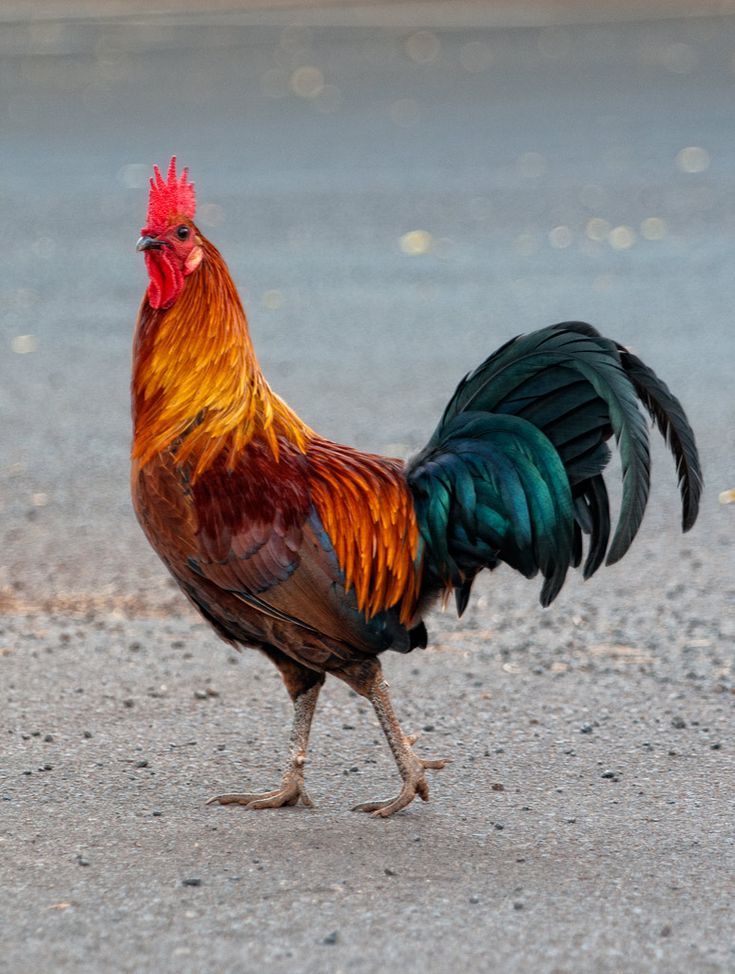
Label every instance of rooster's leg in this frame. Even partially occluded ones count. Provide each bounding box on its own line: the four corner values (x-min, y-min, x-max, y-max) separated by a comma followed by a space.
207, 652, 324, 810
337, 661, 448, 818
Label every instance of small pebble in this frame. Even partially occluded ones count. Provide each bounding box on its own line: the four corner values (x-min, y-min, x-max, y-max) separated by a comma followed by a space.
43, 734, 54, 743
491, 783, 505, 792
122, 699, 134, 709
152, 810, 162, 817
601, 770, 616, 779
322, 931, 339, 945
660, 924, 672, 937
182, 878, 202, 887
135, 760, 149, 769
469, 895, 480, 904
193, 690, 208, 700
513, 901, 524, 910
76, 855, 90, 867
579, 724, 593, 734
710, 743, 722, 750
83, 731, 93, 739
671, 717, 687, 729
384, 867, 397, 876
494, 823, 505, 831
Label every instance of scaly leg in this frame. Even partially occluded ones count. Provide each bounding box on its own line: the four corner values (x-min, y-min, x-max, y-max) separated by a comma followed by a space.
337, 660, 448, 818
207, 651, 324, 810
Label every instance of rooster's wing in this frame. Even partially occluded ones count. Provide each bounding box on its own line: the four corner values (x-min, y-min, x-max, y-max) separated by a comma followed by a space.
186, 440, 413, 660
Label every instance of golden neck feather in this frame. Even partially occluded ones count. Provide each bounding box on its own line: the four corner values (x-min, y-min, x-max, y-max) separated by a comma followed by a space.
132, 238, 310, 476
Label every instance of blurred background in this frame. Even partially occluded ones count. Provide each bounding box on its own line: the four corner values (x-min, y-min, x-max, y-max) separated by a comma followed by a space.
1, 0, 733, 610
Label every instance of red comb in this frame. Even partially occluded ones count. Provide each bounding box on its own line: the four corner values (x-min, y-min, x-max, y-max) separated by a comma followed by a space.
145, 156, 196, 231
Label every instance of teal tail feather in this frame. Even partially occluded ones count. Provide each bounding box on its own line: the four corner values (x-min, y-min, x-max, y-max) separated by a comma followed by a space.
408, 322, 702, 612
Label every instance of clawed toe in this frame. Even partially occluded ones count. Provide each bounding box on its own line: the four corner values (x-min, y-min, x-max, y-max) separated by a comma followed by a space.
206, 780, 313, 809
351, 779, 427, 818
352, 751, 447, 818
352, 799, 392, 814
206, 790, 277, 806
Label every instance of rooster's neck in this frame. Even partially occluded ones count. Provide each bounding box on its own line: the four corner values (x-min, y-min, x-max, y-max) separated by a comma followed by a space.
132, 238, 310, 476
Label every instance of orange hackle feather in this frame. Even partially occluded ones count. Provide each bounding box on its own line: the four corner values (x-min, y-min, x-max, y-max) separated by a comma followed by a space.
132, 236, 421, 624
132, 238, 309, 478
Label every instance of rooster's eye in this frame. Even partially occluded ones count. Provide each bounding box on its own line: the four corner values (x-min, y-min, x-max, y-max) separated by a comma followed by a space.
176, 225, 190, 241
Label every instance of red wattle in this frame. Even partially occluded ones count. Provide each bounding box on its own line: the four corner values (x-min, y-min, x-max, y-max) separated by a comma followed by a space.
145, 250, 184, 309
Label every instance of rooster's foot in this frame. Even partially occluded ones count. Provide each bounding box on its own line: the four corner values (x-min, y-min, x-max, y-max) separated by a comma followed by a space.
206, 776, 313, 810
352, 752, 448, 818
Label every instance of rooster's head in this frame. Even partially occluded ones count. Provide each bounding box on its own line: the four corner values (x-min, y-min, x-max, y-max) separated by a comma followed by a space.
137, 157, 202, 310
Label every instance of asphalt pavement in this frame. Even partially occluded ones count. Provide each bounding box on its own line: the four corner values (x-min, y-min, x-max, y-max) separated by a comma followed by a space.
1, 3, 733, 972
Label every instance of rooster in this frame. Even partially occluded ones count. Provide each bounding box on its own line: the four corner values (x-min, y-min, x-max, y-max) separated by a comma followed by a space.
132, 159, 702, 817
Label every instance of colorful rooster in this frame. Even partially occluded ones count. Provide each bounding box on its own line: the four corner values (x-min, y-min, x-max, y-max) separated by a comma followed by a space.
132, 159, 702, 817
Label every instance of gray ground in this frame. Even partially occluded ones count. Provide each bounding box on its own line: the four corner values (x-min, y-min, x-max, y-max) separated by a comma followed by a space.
1, 2, 734, 972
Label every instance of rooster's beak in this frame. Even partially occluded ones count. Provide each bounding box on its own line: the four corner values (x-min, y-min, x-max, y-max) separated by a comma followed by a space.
136, 235, 164, 252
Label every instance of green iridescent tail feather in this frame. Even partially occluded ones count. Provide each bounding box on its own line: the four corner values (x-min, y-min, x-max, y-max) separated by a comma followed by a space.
407, 322, 702, 612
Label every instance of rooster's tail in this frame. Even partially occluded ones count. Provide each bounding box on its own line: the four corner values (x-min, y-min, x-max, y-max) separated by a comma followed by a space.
407, 322, 702, 612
